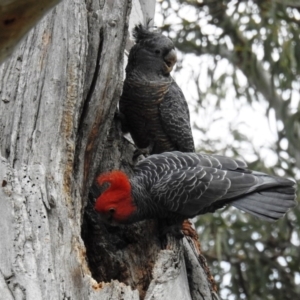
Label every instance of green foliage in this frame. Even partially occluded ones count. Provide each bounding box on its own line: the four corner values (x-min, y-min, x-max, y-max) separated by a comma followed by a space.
195, 208, 300, 299
156, 0, 300, 299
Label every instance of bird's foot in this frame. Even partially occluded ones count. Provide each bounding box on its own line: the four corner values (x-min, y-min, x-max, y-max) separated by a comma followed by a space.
161, 224, 184, 239
114, 110, 129, 133
158, 222, 184, 249
132, 148, 150, 163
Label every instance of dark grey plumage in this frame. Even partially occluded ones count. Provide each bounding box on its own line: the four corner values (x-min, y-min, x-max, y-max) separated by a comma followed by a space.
119, 23, 195, 154
129, 152, 296, 223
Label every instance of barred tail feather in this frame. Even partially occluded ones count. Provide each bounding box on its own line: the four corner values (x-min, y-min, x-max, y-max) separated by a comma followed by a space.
231, 186, 297, 221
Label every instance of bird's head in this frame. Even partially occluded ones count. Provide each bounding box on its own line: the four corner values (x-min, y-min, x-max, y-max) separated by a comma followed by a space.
95, 170, 137, 224
128, 23, 177, 75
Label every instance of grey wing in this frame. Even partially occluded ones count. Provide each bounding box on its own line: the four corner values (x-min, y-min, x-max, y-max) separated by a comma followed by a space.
159, 81, 195, 152
135, 151, 248, 176
135, 152, 296, 219
137, 152, 249, 216
148, 166, 236, 217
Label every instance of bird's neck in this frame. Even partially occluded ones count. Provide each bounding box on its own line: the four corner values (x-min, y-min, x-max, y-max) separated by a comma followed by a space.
129, 177, 153, 221
127, 66, 172, 82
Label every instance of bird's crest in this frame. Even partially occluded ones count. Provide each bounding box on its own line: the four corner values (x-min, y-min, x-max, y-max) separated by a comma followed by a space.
97, 170, 131, 191
133, 19, 159, 43
95, 171, 136, 222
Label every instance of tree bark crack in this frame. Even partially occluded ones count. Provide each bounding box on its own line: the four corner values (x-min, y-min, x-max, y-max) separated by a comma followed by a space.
77, 27, 104, 139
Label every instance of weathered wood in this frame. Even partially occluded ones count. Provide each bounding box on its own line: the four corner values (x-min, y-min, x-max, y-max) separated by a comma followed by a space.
0, 0, 221, 299
183, 238, 219, 300
0, 0, 62, 64
0, 0, 133, 298
144, 236, 192, 300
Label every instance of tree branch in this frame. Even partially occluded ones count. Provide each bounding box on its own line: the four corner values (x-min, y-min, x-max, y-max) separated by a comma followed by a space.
0, 0, 62, 64
173, 3, 300, 168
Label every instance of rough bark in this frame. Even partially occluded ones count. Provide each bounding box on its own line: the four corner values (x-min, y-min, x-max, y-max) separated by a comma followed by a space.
0, 1, 220, 299
0, 0, 62, 64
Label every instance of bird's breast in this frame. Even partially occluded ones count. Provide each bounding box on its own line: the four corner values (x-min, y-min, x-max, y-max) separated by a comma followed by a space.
119, 80, 176, 152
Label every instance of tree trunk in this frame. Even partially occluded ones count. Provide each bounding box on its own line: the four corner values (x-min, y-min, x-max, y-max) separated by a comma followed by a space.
0, 0, 62, 64
0, 1, 220, 299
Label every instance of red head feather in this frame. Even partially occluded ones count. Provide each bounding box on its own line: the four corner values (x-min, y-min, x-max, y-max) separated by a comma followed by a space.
95, 170, 136, 222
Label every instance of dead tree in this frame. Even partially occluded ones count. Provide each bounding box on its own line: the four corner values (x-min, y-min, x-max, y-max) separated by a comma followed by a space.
0, 1, 220, 299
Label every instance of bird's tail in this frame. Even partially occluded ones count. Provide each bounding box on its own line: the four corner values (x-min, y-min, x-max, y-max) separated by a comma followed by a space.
231, 174, 297, 221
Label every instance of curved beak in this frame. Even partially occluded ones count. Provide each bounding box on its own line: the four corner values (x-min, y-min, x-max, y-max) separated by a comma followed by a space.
163, 48, 177, 73
97, 211, 119, 226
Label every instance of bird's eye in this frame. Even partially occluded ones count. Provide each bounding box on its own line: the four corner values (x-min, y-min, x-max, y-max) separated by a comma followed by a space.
155, 49, 161, 54
108, 208, 115, 215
